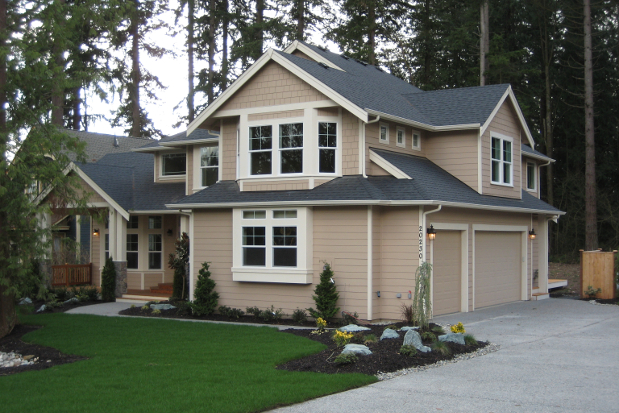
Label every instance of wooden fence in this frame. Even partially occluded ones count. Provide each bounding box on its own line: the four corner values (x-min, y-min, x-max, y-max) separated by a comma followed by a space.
580, 250, 617, 299
51, 263, 92, 287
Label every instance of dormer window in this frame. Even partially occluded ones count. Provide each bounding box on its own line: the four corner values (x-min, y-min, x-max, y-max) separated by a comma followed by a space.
161, 153, 186, 176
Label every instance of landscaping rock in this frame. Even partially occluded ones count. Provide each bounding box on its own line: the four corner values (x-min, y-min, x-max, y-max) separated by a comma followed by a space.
380, 328, 400, 340
341, 344, 372, 356
64, 297, 79, 305
150, 303, 176, 311
400, 326, 419, 331
403, 330, 431, 353
439, 333, 465, 345
36, 304, 46, 313
18, 297, 32, 305
339, 324, 371, 332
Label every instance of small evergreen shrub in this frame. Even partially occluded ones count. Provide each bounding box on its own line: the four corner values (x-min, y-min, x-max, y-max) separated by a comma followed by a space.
431, 341, 451, 356
228, 308, 245, 319
292, 308, 308, 324
246, 306, 261, 317
350, 332, 365, 344
464, 334, 478, 346
192, 262, 219, 316
307, 262, 340, 322
258, 306, 284, 322
421, 331, 437, 343
141, 305, 150, 311
432, 325, 446, 335
101, 256, 117, 302
218, 305, 232, 316
342, 311, 359, 325
334, 353, 358, 365
152, 309, 161, 315
400, 345, 418, 357
363, 334, 377, 344
175, 300, 192, 316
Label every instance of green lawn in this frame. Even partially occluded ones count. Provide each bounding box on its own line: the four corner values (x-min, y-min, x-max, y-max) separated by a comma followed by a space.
1, 314, 376, 413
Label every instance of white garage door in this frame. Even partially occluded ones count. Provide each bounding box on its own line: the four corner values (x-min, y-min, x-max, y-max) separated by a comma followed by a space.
475, 231, 521, 308
433, 230, 462, 316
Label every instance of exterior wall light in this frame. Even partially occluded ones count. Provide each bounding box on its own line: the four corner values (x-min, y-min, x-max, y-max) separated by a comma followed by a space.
93, 228, 100, 237
529, 229, 536, 240
427, 225, 436, 240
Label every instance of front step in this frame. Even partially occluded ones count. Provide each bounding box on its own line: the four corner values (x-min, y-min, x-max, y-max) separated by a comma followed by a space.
150, 283, 173, 295
532, 292, 550, 301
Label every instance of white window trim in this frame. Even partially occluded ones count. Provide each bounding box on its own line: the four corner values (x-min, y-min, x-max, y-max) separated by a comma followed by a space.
232, 207, 313, 284
159, 151, 187, 180
396, 127, 406, 148
379, 122, 389, 144
278, 123, 304, 175
490, 132, 514, 187
317, 120, 339, 175
412, 130, 421, 150
526, 162, 536, 192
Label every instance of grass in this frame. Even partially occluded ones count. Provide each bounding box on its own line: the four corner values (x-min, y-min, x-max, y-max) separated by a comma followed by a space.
0, 314, 376, 413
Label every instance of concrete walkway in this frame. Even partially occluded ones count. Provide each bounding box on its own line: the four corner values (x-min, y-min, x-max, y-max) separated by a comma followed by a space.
271, 298, 619, 413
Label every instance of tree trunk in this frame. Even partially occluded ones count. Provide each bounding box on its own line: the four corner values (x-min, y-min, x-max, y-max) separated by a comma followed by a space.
51, 0, 66, 126
0, 0, 6, 141
207, 0, 217, 104
297, 0, 305, 40
0, 285, 16, 339
583, 0, 597, 250
187, 0, 195, 122
130, 0, 141, 137
368, 0, 376, 65
221, 0, 229, 92
72, 87, 81, 130
480, 0, 489, 86
256, 0, 264, 58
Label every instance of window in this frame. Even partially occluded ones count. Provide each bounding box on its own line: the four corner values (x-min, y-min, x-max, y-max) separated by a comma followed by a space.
318, 122, 337, 173
527, 162, 536, 191
379, 123, 389, 144
412, 131, 420, 150
243, 210, 266, 219
127, 216, 138, 229
104, 234, 109, 261
279, 123, 303, 174
126, 234, 138, 269
148, 234, 162, 269
148, 216, 162, 229
273, 210, 297, 219
249, 125, 272, 175
396, 127, 405, 148
491, 134, 513, 185
273, 227, 297, 267
200, 146, 219, 186
242, 227, 266, 266
161, 153, 186, 176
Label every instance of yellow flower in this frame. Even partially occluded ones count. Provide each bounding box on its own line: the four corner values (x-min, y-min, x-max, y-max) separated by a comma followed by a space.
451, 322, 465, 334
332, 330, 354, 347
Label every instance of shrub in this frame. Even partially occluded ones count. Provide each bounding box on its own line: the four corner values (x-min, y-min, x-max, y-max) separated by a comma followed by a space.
152, 309, 161, 315
258, 305, 284, 322
432, 325, 446, 335
192, 262, 219, 316
292, 308, 308, 324
584, 285, 602, 299
332, 330, 353, 347
219, 305, 232, 316
363, 334, 377, 344
315, 317, 327, 331
350, 332, 365, 344
76, 286, 98, 302
450, 322, 465, 334
334, 353, 358, 365
307, 262, 340, 322
421, 331, 437, 343
401, 304, 414, 324
101, 256, 117, 302
246, 306, 261, 317
175, 300, 192, 316
141, 305, 150, 311
383, 324, 398, 331
342, 311, 359, 325
464, 334, 478, 346
218, 305, 245, 319
130, 304, 136, 309
431, 341, 451, 356
413, 262, 432, 329
400, 345, 418, 357
168, 233, 189, 300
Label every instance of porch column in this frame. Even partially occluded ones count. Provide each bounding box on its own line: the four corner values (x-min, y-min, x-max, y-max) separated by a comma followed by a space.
108, 209, 117, 261
180, 214, 189, 236
538, 218, 549, 294
114, 213, 128, 297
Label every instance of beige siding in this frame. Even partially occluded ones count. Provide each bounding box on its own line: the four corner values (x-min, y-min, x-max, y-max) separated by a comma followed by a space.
243, 180, 309, 191
221, 117, 238, 180
365, 121, 426, 176
218, 62, 329, 111
74, 177, 106, 204
377, 206, 420, 320
292, 50, 314, 61
318, 107, 339, 117
248, 109, 304, 121
186, 146, 193, 195
482, 101, 522, 198
475, 232, 521, 307
342, 110, 360, 175
314, 178, 334, 187
425, 130, 479, 191
371, 207, 382, 321
368, 161, 392, 176
432, 230, 462, 315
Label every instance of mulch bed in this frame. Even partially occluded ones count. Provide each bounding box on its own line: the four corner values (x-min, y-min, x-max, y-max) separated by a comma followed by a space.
0, 325, 87, 377
277, 323, 488, 375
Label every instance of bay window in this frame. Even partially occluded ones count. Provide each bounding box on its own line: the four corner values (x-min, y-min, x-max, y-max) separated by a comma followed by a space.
200, 146, 219, 186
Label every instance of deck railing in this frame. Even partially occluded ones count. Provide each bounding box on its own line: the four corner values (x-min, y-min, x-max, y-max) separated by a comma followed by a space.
51, 263, 92, 287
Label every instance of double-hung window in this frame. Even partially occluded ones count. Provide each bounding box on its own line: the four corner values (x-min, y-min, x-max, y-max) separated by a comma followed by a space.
379, 123, 389, 144
491, 134, 513, 185
104, 234, 110, 261
200, 146, 219, 186
318, 122, 337, 173
250, 126, 272, 175
412, 131, 420, 150
280, 123, 303, 174
526, 162, 536, 191
126, 234, 138, 269
148, 234, 162, 269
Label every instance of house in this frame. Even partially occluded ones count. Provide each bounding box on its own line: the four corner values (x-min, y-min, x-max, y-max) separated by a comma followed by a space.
44, 41, 564, 320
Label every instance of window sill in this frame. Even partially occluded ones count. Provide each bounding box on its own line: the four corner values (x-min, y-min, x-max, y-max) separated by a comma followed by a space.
231, 267, 313, 284
490, 181, 514, 188
159, 175, 186, 181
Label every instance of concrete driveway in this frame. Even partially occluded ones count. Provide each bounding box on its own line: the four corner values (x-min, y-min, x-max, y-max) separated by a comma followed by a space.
271, 298, 619, 413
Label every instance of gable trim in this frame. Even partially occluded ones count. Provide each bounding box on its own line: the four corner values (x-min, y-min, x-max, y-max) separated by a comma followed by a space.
365, 109, 480, 133
282, 40, 345, 71
369, 150, 412, 179
480, 86, 535, 147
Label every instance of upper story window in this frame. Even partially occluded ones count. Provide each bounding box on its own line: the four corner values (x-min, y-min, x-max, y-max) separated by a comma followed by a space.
249, 126, 273, 175
526, 162, 536, 191
318, 122, 337, 173
379, 123, 389, 144
396, 127, 405, 148
127, 216, 139, 229
161, 153, 186, 176
279, 123, 303, 174
200, 146, 219, 186
412, 131, 420, 150
491, 133, 513, 186
148, 216, 162, 229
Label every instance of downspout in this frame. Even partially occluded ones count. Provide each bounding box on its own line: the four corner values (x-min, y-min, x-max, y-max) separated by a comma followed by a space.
362, 116, 381, 178
421, 205, 442, 263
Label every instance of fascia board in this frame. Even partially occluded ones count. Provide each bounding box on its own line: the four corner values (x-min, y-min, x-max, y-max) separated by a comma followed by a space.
159, 137, 219, 147
365, 109, 480, 132
187, 50, 276, 136
480, 86, 535, 148
369, 150, 411, 179
132, 146, 170, 152
130, 210, 179, 214
271, 52, 369, 122
522, 151, 555, 163
282, 40, 344, 71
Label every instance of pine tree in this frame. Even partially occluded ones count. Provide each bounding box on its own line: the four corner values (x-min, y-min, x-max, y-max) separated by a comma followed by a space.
307, 262, 339, 321
192, 262, 219, 316
101, 256, 117, 302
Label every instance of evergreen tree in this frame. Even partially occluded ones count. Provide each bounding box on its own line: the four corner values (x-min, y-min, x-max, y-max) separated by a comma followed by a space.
101, 256, 117, 302
168, 232, 189, 300
307, 262, 339, 321
192, 262, 219, 316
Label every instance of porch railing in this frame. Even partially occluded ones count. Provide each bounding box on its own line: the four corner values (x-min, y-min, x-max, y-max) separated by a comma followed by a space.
51, 263, 92, 287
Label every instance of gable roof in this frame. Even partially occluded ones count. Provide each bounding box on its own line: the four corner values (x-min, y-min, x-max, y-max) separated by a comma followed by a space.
521, 144, 554, 162
64, 129, 153, 163
168, 149, 563, 215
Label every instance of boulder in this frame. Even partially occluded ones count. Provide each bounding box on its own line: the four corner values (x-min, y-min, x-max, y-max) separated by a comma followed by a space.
339, 324, 371, 332
36, 304, 46, 313
150, 303, 176, 311
438, 332, 465, 345
400, 326, 419, 332
380, 328, 400, 340
341, 344, 372, 356
403, 329, 431, 353
18, 297, 32, 305
64, 297, 79, 304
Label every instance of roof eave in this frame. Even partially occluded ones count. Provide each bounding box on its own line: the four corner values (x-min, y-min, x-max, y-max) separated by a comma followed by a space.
365, 109, 480, 132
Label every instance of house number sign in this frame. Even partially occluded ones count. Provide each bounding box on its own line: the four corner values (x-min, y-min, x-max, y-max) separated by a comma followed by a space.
418, 225, 423, 259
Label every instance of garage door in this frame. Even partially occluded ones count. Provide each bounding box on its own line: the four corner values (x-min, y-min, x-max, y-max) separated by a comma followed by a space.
433, 230, 462, 315
475, 231, 521, 308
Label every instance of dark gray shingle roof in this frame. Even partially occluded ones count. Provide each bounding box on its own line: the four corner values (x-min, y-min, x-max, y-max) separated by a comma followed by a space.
78, 152, 186, 212
137, 128, 219, 149
521, 144, 553, 161
64, 129, 153, 162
